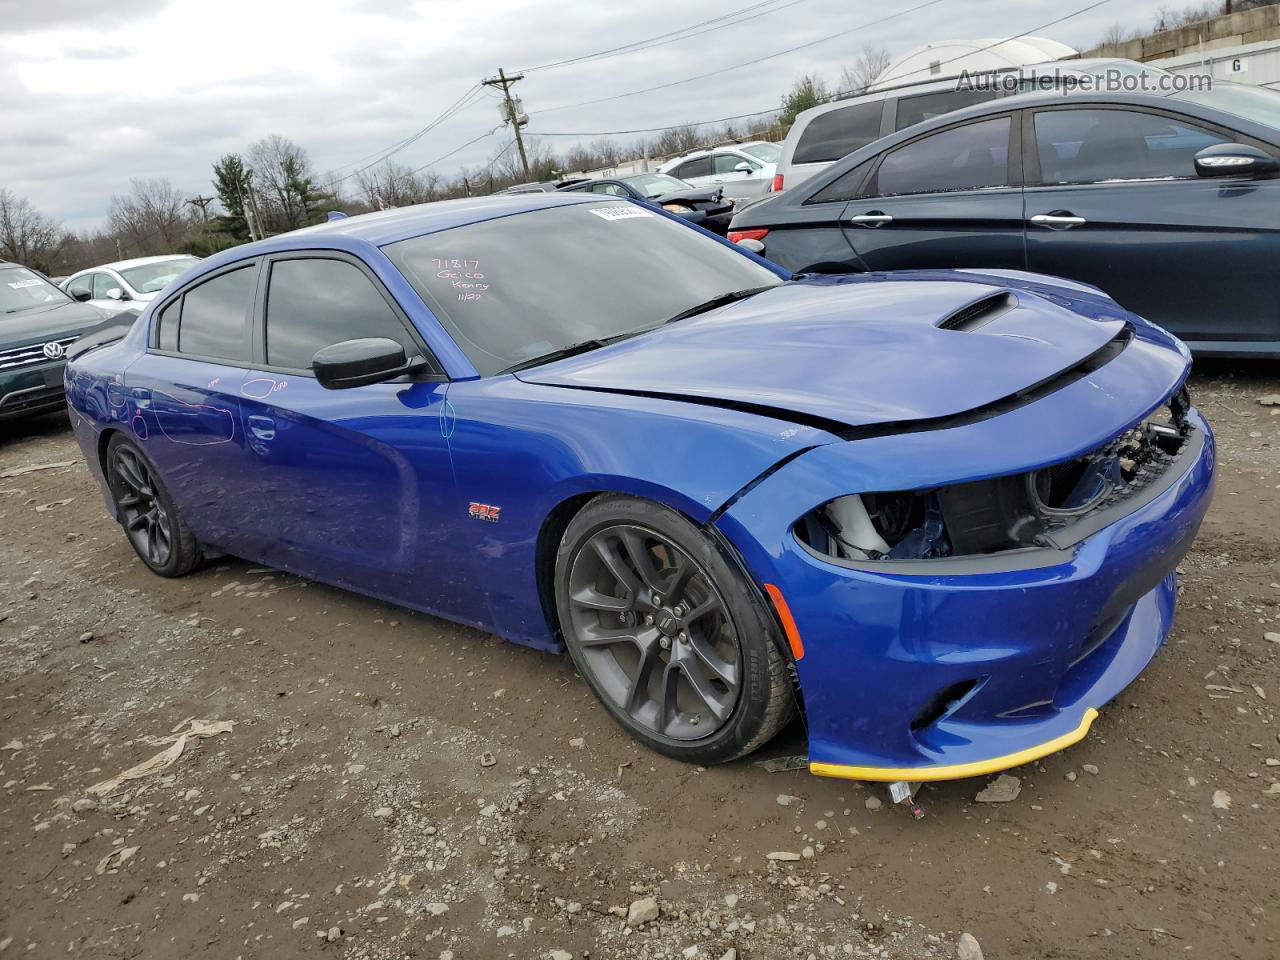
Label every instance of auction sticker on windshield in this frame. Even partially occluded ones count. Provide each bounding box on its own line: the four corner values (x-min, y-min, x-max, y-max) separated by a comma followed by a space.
589, 204, 654, 221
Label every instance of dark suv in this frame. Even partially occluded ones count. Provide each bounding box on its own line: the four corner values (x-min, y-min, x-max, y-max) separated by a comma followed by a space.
1, 260, 109, 423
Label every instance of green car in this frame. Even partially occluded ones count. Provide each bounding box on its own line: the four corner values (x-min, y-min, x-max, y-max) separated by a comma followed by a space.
1, 261, 111, 423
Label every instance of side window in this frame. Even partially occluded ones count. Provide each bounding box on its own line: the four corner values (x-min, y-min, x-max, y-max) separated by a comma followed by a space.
67, 275, 92, 299
676, 156, 712, 179
156, 299, 179, 352
714, 154, 755, 174
793, 101, 884, 165
265, 258, 415, 372
591, 183, 628, 197
1033, 108, 1230, 185
92, 273, 118, 299
807, 159, 877, 204
177, 265, 255, 362
894, 88, 1003, 131
870, 117, 1012, 198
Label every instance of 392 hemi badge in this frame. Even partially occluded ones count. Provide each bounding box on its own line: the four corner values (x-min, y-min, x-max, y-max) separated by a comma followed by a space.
468, 502, 501, 523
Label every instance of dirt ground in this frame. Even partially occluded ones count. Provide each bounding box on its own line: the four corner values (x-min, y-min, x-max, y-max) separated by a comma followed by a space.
2, 361, 1277, 960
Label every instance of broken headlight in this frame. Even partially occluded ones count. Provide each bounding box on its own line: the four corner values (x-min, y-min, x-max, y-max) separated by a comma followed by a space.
795, 390, 1192, 563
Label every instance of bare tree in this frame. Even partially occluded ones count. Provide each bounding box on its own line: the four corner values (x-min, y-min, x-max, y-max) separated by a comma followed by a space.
247, 134, 324, 232
108, 178, 190, 255
1098, 23, 1131, 48
0, 189, 67, 271
355, 159, 445, 209
839, 46, 892, 97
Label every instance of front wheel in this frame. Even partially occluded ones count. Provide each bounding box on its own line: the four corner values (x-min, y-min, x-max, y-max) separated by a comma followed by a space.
555, 495, 795, 765
105, 433, 201, 577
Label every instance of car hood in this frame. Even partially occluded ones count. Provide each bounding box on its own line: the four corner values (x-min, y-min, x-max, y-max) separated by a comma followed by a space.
2, 299, 109, 348
516, 276, 1132, 432
652, 185, 725, 205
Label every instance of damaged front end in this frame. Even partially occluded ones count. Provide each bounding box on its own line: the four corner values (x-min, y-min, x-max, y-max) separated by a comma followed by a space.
796, 388, 1195, 566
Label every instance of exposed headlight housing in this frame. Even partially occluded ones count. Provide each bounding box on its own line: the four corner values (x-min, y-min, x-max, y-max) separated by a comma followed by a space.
796, 390, 1193, 563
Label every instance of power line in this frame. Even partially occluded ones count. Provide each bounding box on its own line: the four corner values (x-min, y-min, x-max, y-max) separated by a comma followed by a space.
518, 0, 813, 74
331, 84, 486, 180
528, 0, 949, 115
529, 107, 785, 137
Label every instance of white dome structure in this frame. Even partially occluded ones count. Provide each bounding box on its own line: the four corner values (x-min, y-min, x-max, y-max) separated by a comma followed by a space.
867, 36, 1079, 91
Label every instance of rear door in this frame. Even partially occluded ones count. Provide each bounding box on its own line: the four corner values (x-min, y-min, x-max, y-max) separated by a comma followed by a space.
671, 156, 714, 189
1023, 104, 1279, 343
836, 113, 1026, 272
237, 252, 487, 622
710, 152, 766, 199
127, 260, 265, 556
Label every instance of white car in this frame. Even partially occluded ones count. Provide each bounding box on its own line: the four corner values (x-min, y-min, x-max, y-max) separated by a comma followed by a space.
657, 141, 780, 200
62, 255, 200, 315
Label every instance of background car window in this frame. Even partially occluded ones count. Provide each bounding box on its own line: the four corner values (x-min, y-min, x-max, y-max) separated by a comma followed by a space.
870, 117, 1011, 197
67, 275, 92, 299
176, 265, 254, 362
590, 183, 629, 197
92, 273, 119, 299
675, 156, 712, 179
894, 88, 1002, 130
157, 299, 179, 352
739, 142, 781, 164
793, 101, 884, 165
265, 258, 414, 371
1034, 109, 1229, 185
121, 258, 199, 294
807, 159, 877, 204
0, 266, 69, 312
714, 154, 755, 174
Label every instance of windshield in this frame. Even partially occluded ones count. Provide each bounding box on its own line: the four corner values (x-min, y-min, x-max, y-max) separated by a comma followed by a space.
1174, 81, 1280, 130
1, 266, 71, 315
739, 142, 781, 163
385, 201, 780, 375
622, 172, 692, 197
120, 258, 199, 294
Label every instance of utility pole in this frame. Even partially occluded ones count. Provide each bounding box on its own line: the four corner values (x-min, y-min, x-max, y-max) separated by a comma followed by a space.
482, 68, 532, 181
186, 195, 215, 226
244, 174, 267, 241
115, 238, 124, 260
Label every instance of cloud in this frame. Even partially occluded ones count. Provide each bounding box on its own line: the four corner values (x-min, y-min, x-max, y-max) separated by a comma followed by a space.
0, 0, 1175, 233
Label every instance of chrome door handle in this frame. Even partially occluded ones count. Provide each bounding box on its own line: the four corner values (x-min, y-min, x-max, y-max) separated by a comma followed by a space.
848, 213, 893, 226
1030, 214, 1086, 227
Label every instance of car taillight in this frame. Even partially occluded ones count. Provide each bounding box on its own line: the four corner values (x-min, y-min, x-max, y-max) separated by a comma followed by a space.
771, 174, 784, 192
728, 229, 769, 245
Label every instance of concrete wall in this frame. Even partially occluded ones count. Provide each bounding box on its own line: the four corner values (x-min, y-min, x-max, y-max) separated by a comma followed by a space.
1085, 5, 1280, 61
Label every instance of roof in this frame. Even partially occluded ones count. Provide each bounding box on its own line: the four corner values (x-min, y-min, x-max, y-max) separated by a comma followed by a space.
869, 36, 1078, 90
86, 254, 195, 272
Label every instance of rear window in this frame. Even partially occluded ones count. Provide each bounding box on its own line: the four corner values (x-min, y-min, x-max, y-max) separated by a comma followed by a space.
792, 100, 884, 165
894, 88, 1002, 131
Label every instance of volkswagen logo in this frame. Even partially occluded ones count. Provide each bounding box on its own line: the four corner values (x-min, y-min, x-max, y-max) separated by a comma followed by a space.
42, 341, 65, 360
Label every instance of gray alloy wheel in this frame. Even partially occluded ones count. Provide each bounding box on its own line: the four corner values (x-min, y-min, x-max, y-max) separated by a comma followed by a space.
556, 495, 795, 765
566, 522, 741, 740
105, 434, 201, 577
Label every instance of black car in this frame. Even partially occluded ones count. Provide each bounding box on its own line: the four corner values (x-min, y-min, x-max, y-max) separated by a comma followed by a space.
1, 260, 111, 423
557, 173, 736, 233
728, 83, 1280, 356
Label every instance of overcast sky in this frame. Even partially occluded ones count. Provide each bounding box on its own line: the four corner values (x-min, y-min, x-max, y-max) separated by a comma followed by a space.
1, 0, 1173, 232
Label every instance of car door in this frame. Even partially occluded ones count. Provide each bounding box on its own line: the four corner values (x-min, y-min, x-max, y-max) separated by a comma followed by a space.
92, 271, 131, 314
1023, 104, 1278, 343
710, 153, 765, 199
236, 252, 488, 622
126, 260, 268, 557
836, 113, 1027, 272
672, 155, 714, 189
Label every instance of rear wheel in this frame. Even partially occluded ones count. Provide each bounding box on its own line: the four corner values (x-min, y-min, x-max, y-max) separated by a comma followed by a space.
105, 434, 201, 577
555, 495, 795, 765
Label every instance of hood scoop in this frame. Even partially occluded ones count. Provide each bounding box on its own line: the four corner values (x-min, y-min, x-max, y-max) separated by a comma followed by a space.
936, 292, 1016, 332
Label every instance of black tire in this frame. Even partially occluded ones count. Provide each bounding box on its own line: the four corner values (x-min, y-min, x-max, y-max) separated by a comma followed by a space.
105, 433, 201, 578
555, 495, 795, 765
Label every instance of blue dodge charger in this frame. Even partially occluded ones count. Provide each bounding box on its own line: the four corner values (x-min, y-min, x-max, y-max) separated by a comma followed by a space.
65, 193, 1214, 782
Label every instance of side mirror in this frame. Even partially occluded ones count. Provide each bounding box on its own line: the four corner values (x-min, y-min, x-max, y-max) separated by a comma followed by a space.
1194, 143, 1280, 178
71, 289, 92, 302
105, 287, 129, 301
733, 161, 754, 174
735, 237, 766, 254
313, 337, 413, 389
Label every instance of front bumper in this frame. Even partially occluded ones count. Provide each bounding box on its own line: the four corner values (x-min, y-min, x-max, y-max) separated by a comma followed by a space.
717, 394, 1214, 781
0, 363, 67, 421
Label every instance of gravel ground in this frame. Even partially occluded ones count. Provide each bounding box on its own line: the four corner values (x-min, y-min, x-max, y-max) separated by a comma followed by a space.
2, 361, 1278, 960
